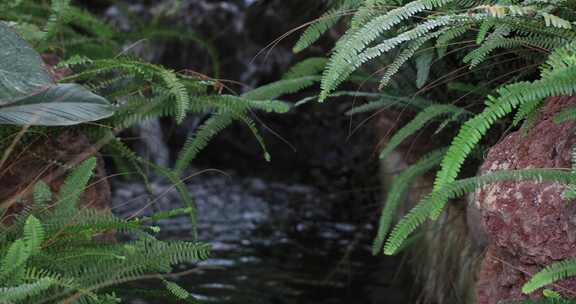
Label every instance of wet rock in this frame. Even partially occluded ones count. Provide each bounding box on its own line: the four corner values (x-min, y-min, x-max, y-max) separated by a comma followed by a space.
475, 96, 576, 304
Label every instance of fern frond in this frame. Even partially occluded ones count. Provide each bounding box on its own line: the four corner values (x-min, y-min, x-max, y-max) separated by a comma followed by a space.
523, 258, 576, 294
476, 18, 497, 44
436, 25, 472, 58
54, 157, 97, 213
345, 94, 433, 115
148, 164, 199, 240
66, 6, 114, 39
320, 0, 458, 101
163, 279, 191, 300
242, 76, 320, 101
43, 0, 72, 42
0, 239, 31, 282
234, 112, 271, 162
32, 181, 52, 209
379, 104, 466, 160
372, 148, 445, 255
62, 57, 192, 123
463, 35, 564, 68
174, 111, 234, 175
0, 278, 54, 302
201, 95, 290, 114
433, 66, 576, 193
385, 169, 576, 255
513, 98, 545, 127
324, 13, 479, 100
140, 207, 193, 223
293, 0, 358, 53
350, 0, 395, 29
379, 32, 442, 89
282, 57, 328, 79
415, 47, 435, 89
23, 215, 44, 255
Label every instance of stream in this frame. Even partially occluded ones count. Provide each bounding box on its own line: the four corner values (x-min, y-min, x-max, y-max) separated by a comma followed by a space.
112, 172, 410, 304
104, 1, 413, 302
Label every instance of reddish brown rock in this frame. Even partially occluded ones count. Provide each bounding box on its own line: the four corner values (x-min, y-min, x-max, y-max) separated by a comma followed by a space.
0, 131, 111, 224
41, 53, 73, 82
475, 96, 576, 303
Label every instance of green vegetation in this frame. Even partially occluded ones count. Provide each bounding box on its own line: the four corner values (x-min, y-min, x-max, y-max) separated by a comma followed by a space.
2, 0, 576, 302
0, 0, 288, 302
287, 0, 576, 301
0, 157, 210, 303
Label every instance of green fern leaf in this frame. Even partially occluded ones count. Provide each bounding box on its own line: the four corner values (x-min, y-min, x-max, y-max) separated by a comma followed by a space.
379, 33, 441, 89
282, 58, 328, 79
320, 0, 457, 101
32, 181, 52, 208
0, 278, 54, 302
242, 76, 320, 101
346, 94, 432, 115
0, 239, 31, 282
513, 98, 545, 127
55, 157, 97, 212
385, 169, 576, 255
23, 215, 45, 255
433, 66, 576, 194
293, 1, 357, 53
174, 112, 234, 174
372, 149, 445, 255
415, 47, 435, 89
163, 280, 191, 300
523, 258, 576, 294
379, 104, 464, 160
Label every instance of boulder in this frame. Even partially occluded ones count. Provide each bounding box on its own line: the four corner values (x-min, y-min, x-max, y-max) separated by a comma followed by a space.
475, 96, 576, 303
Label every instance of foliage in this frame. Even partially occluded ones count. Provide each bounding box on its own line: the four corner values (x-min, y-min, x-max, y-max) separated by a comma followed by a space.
0, 0, 291, 302
294, 0, 576, 301
0, 21, 113, 126
0, 0, 291, 208
0, 158, 210, 303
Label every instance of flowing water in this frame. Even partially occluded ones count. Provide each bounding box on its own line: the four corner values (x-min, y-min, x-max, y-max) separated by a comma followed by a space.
112, 172, 410, 304
105, 1, 413, 302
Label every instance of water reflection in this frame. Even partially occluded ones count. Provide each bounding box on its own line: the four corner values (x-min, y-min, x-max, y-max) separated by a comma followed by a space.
112, 173, 409, 304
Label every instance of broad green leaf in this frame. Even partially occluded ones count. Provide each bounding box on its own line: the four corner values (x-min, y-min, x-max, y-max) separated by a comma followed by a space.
0, 22, 114, 125
0, 84, 114, 126
0, 22, 53, 102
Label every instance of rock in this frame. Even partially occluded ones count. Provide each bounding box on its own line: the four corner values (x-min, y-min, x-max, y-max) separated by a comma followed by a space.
475, 96, 576, 303
0, 131, 111, 224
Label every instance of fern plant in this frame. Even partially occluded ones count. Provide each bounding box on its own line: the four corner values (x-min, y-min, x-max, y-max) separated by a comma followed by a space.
0, 1, 293, 302
0, 0, 291, 215
0, 157, 211, 303
293, 0, 576, 300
